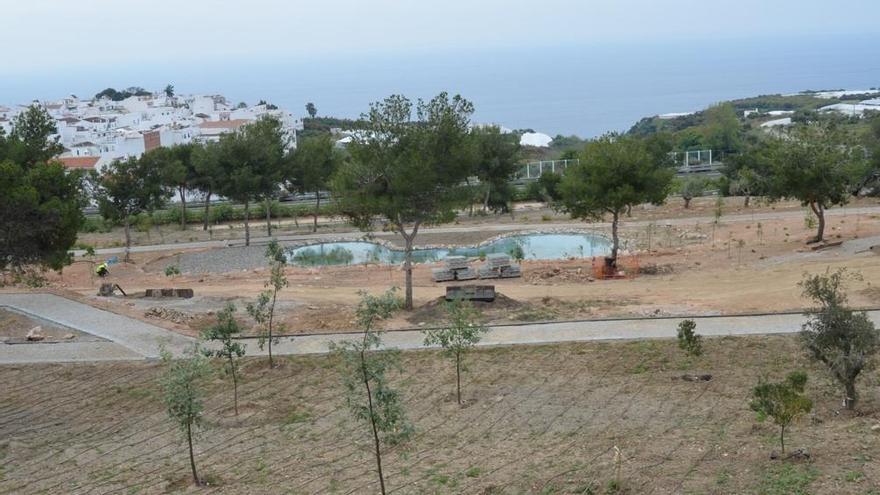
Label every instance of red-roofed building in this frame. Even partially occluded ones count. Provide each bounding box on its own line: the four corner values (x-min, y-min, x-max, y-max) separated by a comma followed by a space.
57, 156, 99, 170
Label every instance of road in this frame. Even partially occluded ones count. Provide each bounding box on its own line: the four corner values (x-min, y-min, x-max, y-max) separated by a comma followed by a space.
3, 293, 878, 364
74, 205, 880, 257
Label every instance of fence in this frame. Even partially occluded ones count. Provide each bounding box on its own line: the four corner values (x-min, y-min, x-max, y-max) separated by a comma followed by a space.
516, 159, 579, 180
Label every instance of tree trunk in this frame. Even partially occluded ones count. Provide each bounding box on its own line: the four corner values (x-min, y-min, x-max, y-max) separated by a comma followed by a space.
124, 217, 132, 262
397, 221, 421, 311
684, 197, 691, 209
313, 190, 320, 233
779, 425, 785, 455
483, 184, 491, 213
244, 200, 250, 247
743, 195, 750, 208
362, 350, 387, 495
202, 190, 212, 231
844, 381, 857, 410
186, 421, 199, 486
404, 235, 414, 310
610, 210, 620, 263
179, 186, 187, 230
265, 198, 272, 237
231, 359, 239, 416
456, 353, 462, 405
268, 289, 276, 368
814, 202, 825, 243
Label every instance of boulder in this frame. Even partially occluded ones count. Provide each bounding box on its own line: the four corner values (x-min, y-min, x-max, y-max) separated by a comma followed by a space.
26, 326, 45, 341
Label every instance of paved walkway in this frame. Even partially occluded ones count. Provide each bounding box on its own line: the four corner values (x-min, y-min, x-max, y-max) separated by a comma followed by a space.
274, 310, 880, 355
2, 293, 878, 364
0, 293, 193, 363
74, 205, 880, 256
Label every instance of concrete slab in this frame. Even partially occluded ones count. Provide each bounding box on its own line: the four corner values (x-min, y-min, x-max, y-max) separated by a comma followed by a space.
0, 293, 193, 360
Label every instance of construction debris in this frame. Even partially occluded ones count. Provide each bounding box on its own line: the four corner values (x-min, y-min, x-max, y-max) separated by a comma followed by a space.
145, 288, 194, 298
144, 307, 195, 324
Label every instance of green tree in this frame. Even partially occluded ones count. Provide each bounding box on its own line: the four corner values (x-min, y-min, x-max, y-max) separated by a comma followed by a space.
530, 170, 562, 203
799, 269, 879, 410
246, 240, 288, 368
678, 176, 707, 209
0, 111, 85, 273
0, 160, 85, 273
159, 346, 210, 486
703, 102, 743, 153
215, 117, 285, 245
152, 144, 198, 230
767, 125, 858, 242
331, 289, 409, 495
97, 156, 169, 260
472, 125, 521, 213
724, 140, 776, 207
6, 105, 64, 166
201, 304, 246, 415
305, 102, 317, 119
287, 135, 342, 232
164, 84, 175, 97
332, 93, 476, 309
192, 141, 225, 230
750, 371, 812, 454
423, 298, 489, 405
558, 134, 673, 264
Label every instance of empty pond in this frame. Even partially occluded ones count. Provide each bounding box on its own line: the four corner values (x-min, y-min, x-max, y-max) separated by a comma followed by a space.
287, 233, 611, 266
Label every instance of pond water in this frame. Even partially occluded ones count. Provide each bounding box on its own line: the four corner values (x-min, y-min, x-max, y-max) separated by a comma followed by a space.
286, 233, 611, 266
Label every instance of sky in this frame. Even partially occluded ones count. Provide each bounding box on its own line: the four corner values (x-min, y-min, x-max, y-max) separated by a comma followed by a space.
3, 0, 880, 73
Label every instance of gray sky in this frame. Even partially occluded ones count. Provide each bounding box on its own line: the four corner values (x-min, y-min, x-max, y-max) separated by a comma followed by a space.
3, 0, 880, 73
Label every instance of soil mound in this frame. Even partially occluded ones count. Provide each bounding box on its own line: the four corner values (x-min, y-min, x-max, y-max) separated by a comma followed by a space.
406, 292, 525, 324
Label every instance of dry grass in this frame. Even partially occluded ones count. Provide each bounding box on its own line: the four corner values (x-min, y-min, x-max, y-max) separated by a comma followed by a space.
2, 335, 880, 494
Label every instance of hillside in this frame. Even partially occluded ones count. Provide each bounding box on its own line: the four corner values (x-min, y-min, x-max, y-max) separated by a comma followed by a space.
627, 89, 880, 154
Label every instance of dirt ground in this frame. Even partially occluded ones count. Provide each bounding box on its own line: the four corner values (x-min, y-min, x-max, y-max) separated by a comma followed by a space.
75, 196, 880, 249
36, 197, 880, 337
0, 308, 98, 343
2, 335, 879, 494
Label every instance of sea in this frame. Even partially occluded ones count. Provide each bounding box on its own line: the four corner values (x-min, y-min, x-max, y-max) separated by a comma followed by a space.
3, 34, 879, 138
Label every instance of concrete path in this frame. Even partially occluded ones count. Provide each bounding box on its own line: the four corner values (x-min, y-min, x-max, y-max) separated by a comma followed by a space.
2, 292, 878, 364
0, 293, 193, 363
74, 205, 880, 257
272, 310, 880, 355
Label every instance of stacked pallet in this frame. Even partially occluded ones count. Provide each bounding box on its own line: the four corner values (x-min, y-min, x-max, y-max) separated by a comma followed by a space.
478, 253, 522, 279
432, 256, 479, 282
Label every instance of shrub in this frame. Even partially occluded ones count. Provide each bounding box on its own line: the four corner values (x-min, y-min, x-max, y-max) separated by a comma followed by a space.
79, 217, 113, 233
750, 371, 812, 454
508, 244, 525, 262
677, 319, 703, 357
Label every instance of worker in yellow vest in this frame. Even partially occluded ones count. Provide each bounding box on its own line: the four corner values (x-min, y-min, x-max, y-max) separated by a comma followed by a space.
95, 262, 109, 278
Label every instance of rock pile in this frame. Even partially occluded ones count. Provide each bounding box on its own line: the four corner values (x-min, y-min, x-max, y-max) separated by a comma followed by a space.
144, 307, 195, 324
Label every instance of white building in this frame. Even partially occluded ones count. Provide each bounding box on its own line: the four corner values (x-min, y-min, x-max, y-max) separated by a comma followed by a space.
1, 90, 302, 172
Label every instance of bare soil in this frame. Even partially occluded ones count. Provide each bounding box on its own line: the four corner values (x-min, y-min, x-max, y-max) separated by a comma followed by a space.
24, 198, 880, 337
0, 308, 98, 343
2, 335, 879, 494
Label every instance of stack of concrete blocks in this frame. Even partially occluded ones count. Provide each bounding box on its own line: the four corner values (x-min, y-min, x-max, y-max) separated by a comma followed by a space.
478, 253, 522, 279
432, 256, 478, 282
